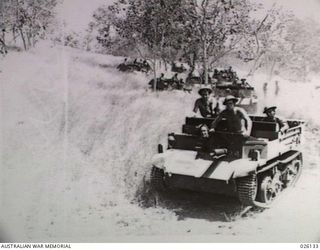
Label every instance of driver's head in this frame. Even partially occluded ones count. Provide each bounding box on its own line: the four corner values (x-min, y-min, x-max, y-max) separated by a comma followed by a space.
200, 124, 209, 138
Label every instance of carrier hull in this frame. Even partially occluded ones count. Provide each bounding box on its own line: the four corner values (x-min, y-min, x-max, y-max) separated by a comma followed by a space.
151, 116, 304, 208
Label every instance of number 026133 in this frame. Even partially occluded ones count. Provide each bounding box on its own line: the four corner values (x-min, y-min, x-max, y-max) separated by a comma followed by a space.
300, 244, 319, 249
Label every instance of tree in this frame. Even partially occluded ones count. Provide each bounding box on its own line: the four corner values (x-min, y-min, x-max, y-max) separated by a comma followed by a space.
241, 12, 320, 81
96, 0, 303, 84
180, 0, 256, 84
281, 18, 320, 80
90, 5, 114, 52
0, 0, 57, 52
237, 5, 294, 78
109, 0, 187, 91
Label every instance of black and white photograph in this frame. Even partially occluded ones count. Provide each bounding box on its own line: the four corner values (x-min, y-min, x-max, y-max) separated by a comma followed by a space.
0, 0, 320, 243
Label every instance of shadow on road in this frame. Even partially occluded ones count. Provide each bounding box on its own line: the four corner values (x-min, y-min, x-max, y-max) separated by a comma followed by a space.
136, 184, 249, 222
161, 190, 245, 222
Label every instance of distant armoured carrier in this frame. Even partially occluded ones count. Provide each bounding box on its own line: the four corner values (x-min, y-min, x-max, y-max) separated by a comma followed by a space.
213, 81, 258, 114
117, 60, 151, 73
185, 68, 258, 113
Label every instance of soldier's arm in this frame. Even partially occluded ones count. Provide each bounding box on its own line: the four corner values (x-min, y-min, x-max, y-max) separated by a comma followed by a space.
210, 113, 223, 131
240, 108, 252, 135
278, 117, 289, 132
209, 101, 214, 116
193, 99, 200, 114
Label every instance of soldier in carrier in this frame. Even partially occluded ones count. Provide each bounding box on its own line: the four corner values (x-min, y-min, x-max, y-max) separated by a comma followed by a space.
263, 106, 289, 133
171, 73, 179, 83
193, 87, 215, 118
158, 73, 165, 82
196, 124, 212, 159
210, 95, 252, 137
143, 60, 148, 66
206, 95, 253, 154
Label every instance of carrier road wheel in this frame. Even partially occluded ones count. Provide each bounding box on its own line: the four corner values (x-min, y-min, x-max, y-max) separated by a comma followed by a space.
258, 176, 277, 204
150, 166, 167, 191
236, 174, 258, 206
285, 159, 302, 187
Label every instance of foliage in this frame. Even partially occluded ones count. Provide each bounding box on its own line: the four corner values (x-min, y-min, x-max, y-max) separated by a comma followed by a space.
281, 18, 320, 80
84, 0, 320, 81
0, 0, 57, 52
180, 0, 257, 83
238, 5, 294, 77
105, 0, 262, 85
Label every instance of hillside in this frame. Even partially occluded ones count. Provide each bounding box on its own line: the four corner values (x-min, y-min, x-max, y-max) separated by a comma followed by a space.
0, 44, 319, 242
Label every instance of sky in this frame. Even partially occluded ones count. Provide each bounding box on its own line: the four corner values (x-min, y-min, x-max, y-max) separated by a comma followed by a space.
256, 0, 320, 19
58, 0, 109, 32
58, 0, 320, 32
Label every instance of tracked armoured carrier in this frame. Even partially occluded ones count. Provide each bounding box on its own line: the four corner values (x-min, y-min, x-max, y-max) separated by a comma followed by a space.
117, 62, 150, 73
213, 82, 258, 114
150, 116, 304, 207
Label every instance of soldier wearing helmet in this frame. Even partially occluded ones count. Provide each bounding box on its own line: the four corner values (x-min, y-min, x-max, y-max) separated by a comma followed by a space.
210, 95, 252, 137
263, 106, 289, 133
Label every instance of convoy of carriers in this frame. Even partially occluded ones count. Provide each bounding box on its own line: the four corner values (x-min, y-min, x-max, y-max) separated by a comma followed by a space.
116, 59, 304, 208
117, 60, 259, 111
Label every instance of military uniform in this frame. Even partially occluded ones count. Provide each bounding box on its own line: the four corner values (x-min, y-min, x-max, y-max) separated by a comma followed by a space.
263, 106, 288, 131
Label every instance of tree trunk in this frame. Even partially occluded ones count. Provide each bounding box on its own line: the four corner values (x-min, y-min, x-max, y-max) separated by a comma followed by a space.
203, 39, 208, 86
0, 38, 6, 54
163, 59, 167, 71
268, 60, 277, 81
153, 57, 157, 92
189, 51, 197, 75
2, 30, 5, 45
19, 28, 27, 50
12, 27, 16, 44
27, 31, 32, 48
247, 52, 264, 77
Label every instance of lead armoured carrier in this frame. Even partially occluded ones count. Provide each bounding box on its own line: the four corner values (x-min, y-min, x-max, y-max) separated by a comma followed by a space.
150, 116, 304, 207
